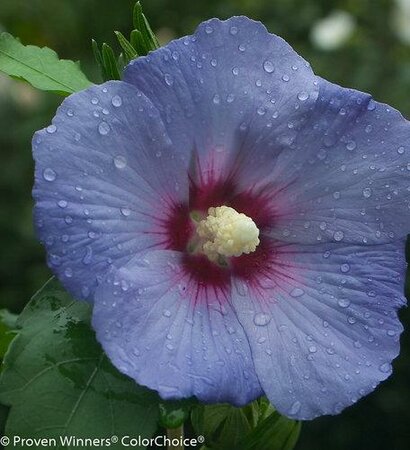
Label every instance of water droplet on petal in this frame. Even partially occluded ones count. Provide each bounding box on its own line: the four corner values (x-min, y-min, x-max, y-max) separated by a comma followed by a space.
163, 309, 172, 318
82, 246, 93, 265
57, 200, 68, 208
290, 288, 304, 298
164, 74, 174, 86
205, 25, 213, 34
333, 230, 344, 241
338, 298, 351, 308
238, 44, 246, 52
289, 401, 301, 415
362, 187, 372, 198
230, 26, 238, 35
114, 155, 127, 169
282, 74, 290, 82
111, 95, 122, 107
263, 60, 274, 73
98, 122, 110, 135
120, 207, 131, 217
64, 267, 73, 278
297, 91, 309, 101
46, 124, 57, 134
253, 312, 271, 326
91, 97, 99, 105
232, 67, 239, 76
379, 362, 392, 373
346, 140, 356, 151
43, 168, 56, 181
340, 263, 350, 273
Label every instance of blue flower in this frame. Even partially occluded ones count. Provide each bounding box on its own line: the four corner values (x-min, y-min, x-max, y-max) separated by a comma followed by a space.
32, 17, 409, 420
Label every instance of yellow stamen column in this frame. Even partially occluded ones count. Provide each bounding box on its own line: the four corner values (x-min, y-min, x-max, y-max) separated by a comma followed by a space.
196, 206, 260, 261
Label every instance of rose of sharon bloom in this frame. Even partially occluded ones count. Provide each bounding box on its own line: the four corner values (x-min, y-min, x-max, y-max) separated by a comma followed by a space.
32, 17, 409, 420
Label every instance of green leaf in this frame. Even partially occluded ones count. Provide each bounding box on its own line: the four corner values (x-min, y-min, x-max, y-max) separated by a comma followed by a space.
158, 398, 197, 429
130, 29, 148, 57
101, 43, 121, 80
191, 403, 253, 450
0, 278, 160, 449
133, 2, 160, 53
115, 31, 138, 61
237, 410, 301, 450
192, 399, 301, 450
0, 310, 17, 360
0, 32, 92, 95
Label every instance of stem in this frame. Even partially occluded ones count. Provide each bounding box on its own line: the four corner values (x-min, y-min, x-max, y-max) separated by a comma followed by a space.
167, 424, 184, 450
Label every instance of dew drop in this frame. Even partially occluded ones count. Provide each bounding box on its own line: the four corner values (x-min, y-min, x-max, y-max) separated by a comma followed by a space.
205, 25, 213, 34
91, 97, 99, 105
114, 155, 127, 169
253, 312, 271, 326
340, 263, 350, 273
230, 26, 238, 35
98, 122, 110, 135
120, 207, 131, 217
64, 267, 73, 278
379, 362, 392, 373
164, 73, 174, 86
346, 140, 356, 151
163, 309, 172, 318
282, 74, 290, 82
46, 124, 57, 134
338, 298, 351, 308
238, 44, 246, 52
290, 288, 304, 298
82, 246, 93, 265
397, 146, 405, 155
210, 59, 217, 67
43, 168, 56, 182
111, 95, 122, 107
289, 401, 301, 415
263, 60, 274, 73
333, 230, 344, 241
362, 187, 372, 198
297, 91, 309, 101
57, 200, 68, 208
232, 67, 239, 76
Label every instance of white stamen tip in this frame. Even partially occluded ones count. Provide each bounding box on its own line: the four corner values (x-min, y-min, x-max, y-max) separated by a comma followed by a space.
197, 206, 260, 260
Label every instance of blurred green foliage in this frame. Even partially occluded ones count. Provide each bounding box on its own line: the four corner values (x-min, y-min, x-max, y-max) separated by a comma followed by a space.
0, 1, 409, 449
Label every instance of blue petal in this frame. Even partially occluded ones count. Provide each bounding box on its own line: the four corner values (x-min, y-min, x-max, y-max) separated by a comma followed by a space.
124, 16, 319, 185
92, 250, 262, 405
231, 241, 406, 419
266, 77, 410, 245
33, 81, 188, 300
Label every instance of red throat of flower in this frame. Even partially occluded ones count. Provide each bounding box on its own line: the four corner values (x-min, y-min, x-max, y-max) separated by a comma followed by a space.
160, 175, 279, 296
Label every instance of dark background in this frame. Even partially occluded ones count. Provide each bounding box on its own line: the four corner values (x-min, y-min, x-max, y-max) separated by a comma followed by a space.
0, 0, 409, 449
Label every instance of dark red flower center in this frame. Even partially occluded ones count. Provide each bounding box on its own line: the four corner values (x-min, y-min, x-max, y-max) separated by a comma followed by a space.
160, 175, 278, 294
